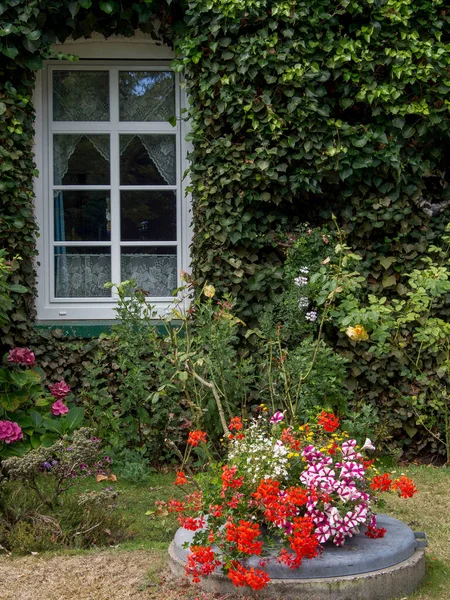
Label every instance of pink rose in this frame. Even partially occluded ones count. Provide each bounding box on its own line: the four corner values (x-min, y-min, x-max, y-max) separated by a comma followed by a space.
0, 420, 23, 444
7, 347, 35, 366
51, 399, 69, 416
49, 380, 71, 400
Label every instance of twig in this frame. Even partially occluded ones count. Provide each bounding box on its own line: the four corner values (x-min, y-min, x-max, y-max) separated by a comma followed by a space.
185, 363, 230, 437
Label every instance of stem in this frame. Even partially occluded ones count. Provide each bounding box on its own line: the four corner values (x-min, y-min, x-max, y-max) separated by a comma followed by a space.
186, 363, 230, 437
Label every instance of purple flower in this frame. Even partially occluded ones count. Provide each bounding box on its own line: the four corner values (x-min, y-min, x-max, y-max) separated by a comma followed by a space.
42, 461, 52, 470
7, 347, 35, 366
48, 380, 71, 400
0, 420, 23, 444
51, 399, 69, 416
270, 411, 284, 424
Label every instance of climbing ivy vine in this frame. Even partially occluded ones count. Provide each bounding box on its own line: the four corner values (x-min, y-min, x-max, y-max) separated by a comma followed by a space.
1, 0, 450, 454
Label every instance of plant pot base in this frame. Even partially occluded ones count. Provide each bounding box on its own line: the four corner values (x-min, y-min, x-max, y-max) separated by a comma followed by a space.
168, 515, 426, 600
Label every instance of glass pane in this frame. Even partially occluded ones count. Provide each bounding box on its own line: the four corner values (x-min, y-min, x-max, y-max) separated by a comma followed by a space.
54, 191, 110, 242
121, 191, 176, 241
119, 71, 175, 122
120, 134, 176, 185
121, 247, 177, 296
54, 134, 110, 185
53, 71, 109, 121
54, 247, 111, 298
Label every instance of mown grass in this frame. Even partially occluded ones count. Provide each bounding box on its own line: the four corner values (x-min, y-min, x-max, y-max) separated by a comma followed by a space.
1, 464, 449, 599
80, 464, 450, 599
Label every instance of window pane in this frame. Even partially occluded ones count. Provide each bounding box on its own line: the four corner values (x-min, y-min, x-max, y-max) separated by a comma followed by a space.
121, 191, 176, 242
120, 134, 176, 185
119, 71, 175, 122
54, 134, 110, 185
54, 191, 110, 242
54, 247, 111, 298
121, 247, 177, 296
53, 71, 109, 121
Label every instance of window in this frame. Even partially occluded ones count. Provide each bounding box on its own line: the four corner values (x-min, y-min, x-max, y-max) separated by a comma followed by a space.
34, 42, 191, 321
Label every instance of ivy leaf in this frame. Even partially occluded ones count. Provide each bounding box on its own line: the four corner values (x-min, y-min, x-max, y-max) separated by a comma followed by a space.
257, 160, 270, 170
68, 2, 80, 18
382, 275, 397, 288
25, 55, 43, 70
392, 117, 405, 129
379, 257, 396, 270
99, 1, 116, 14
2, 46, 19, 59
168, 115, 177, 127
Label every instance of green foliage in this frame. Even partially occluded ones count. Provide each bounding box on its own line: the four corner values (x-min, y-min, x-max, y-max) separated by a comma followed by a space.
175, 0, 450, 323
79, 282, 189, 466
335, 226, 450, 461
0, 251, 26, 328
0, 351, 85, 458
1, 0, 450, 460
1, 427, 103, 508
0, 482, 128, 553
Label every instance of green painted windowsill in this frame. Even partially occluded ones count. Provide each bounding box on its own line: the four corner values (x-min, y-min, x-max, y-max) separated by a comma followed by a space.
34, 320, 178, 339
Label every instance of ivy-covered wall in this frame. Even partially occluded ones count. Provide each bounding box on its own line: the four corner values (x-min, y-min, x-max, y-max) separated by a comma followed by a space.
1, 0, 450, 454
176, 0, 450, 321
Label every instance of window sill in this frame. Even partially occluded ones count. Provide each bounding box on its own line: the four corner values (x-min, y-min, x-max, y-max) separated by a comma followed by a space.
34, 320, 177, 339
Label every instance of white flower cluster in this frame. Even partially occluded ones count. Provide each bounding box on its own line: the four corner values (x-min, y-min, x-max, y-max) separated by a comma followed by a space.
305, 311, 318, 322
228, 421, 289, 484
298, 296, 309, 310
294, 276, 308, 286
294, 266, 309, 288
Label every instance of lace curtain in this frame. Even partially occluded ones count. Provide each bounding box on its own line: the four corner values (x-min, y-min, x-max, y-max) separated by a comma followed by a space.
53, 70, 178, 299
55, 254, 177, 298
54, 134, 175, 186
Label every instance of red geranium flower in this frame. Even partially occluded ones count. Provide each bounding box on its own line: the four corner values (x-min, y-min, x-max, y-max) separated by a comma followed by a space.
392, 476, 418, 498
187, 430, 207, 446
228, 563, 270, 590
370, 473, 392, 492
229, 416, 243, 431
365, 526, 387, 539
174, 471, 188, 486
317, 411, 340, 433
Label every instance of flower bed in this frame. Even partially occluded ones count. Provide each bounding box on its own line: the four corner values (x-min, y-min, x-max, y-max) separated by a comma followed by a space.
169, 411, 418, 592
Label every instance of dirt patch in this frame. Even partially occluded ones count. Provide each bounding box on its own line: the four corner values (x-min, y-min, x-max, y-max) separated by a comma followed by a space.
0, 550, 244, 600
0, 550, 159, 600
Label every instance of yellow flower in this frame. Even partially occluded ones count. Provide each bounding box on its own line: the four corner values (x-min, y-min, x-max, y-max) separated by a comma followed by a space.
346, 324, 369, 341
203, 284, 216, 298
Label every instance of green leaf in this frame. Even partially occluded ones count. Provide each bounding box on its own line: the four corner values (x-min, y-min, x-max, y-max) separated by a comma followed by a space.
8, 284, 27, 293
25, 55, 43, 70
64, 406, 85, 431
99, 1, 116, 14
379, 256, 396, 270
382, 274, 397, 288
168, 115, 177, 127
2, 46, 18, 59
42, 417, 64, 435
256, 160, 270, 170
392, 117, 405, 129
29, 410, 44, 428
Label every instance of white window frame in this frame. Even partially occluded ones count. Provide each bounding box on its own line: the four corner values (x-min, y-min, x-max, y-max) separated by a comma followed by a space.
34, 36, 192, 321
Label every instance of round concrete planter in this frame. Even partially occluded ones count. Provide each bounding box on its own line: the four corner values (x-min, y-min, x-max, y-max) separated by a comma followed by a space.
168, 514, 427, 600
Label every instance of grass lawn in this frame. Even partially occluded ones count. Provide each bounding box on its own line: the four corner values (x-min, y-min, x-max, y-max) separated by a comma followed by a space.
0, 464, 448, 599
